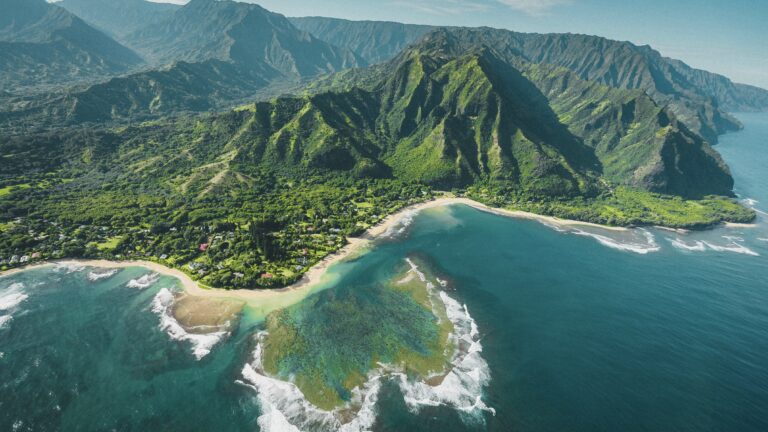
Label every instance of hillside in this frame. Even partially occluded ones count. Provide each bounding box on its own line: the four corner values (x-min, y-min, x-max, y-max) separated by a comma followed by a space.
0, 0, 364, 126
296, 19, 768, 143
0, 0, 143, 92
0, 44, 754, 287
124, 0, 362, 73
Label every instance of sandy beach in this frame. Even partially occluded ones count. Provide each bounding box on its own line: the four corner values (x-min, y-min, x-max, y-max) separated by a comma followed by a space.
0, 197, 626, 306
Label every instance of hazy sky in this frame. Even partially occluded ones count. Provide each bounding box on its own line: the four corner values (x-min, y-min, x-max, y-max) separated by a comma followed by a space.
153, 0, 768, 89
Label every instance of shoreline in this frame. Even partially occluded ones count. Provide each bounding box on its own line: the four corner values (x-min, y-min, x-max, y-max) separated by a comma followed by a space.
0, 197, 672, 304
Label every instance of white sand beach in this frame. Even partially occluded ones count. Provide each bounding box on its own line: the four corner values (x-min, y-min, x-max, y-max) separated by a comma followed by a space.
0, 197, 628, 307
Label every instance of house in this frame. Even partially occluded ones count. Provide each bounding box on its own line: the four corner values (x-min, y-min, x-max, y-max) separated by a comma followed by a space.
19, 255, 29, 263
159, 254, 168, 260
31, 252, 41, 259
233, 272, 244, 279
199, 243, 209, 251
9, 255, 19, 264
261, 273, 274, 279
188, 263, 202, 270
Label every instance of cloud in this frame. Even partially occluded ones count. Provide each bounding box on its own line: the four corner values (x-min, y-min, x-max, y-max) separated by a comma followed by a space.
497, 0, 572, 16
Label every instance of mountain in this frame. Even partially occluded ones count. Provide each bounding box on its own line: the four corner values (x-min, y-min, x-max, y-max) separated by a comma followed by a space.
289, 17, 433, 65
0, 0, 143, 92
57, 0, 180, 39
1, 0, 365, 126
12, 45, 732, 200
124, 0, 362, 74
295, 19, 768, 143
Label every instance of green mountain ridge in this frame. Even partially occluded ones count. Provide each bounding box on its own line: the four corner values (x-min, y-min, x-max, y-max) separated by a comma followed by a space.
294, 20, 768, 143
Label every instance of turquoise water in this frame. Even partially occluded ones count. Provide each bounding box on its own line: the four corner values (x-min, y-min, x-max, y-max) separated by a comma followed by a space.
1, 113, 767, 431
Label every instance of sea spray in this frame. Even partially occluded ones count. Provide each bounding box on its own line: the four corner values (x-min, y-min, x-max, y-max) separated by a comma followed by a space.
87, 269, 119, 282
150, 288, 228, 360
127, 273, 160, 289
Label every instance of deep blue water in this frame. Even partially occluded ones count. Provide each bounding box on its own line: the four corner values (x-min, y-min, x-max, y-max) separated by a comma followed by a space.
0, 113, 766, 431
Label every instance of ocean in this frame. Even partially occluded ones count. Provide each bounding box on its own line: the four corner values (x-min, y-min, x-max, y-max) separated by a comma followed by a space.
1, 113, 766, 431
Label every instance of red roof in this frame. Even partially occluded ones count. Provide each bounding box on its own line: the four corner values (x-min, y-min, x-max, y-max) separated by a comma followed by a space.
199, 243, 209, 251
260, 273, 274, 279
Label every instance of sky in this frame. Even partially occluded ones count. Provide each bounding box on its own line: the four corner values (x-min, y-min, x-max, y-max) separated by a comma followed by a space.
153, 0, 768, 89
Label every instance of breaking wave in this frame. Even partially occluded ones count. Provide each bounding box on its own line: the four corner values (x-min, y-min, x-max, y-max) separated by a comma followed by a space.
87, 269, 119, 282
53, 262, 86, 274
668, 236, 760, 256
394, 290, 495, 419
150, 288, 227, 360
127, 273, 160, 289
0, 283, 28, 311
0, 315, 12, 328
667, 237, 707, 252
0, 283, 28, 330
758, 238, 768, 242
381, 209, 417, 239
572, 228, 661, 255
741, 198, 768, 216
241, 260, 493, 431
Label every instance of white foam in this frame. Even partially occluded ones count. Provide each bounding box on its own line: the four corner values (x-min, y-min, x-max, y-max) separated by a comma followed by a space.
127, 273, 160, 289
394, 291, 494, 418
758, 238, 768, 242
239, 332, 348, 432
241, 260, 494, 430
87, 269, 119, 281
54, 262, 86, 274
572, 228, 661, 255
382, 209, 417, 238
0, 315, 12, 328
0, 284, 28, 311
742, 198, 759, 206
150, 288, 227, 360
540, 221, 569, 233
668, 237, 707, 252
702, 240, 760, 257
667, 236, 760, 256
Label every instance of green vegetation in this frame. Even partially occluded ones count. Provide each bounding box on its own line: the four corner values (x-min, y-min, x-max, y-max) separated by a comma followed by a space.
0, 25, 756, 283
261, 257, 452, 410
467, 185, 754, 229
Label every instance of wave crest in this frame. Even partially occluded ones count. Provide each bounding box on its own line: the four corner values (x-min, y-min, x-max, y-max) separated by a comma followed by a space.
87, 269, 119, 281
54, 262, 86, 274
381, 209, 417, 239
572, 228, 660, 255
668, 236, 759, 256
150, 288, 228, 360
127, 273, 160, 289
